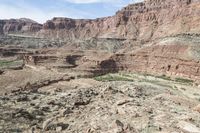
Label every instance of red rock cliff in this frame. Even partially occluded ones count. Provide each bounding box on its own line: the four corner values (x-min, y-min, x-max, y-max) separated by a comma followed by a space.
0, 18, 42, 35
36, 0, 200, 42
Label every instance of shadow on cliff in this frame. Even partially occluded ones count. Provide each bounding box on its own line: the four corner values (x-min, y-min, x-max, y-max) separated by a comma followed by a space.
92, 59, 119, 76
66, 55, 82, 67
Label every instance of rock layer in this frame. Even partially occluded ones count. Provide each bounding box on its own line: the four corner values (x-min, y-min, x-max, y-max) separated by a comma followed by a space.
0, 18, 42, 35
2, 0, 200, 81
1, 0, 200, 41
105, 34, 200, 81
37, 0, 200, 41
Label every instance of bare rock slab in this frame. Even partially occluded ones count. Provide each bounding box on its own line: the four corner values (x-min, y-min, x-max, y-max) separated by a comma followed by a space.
177, 121, 200, 133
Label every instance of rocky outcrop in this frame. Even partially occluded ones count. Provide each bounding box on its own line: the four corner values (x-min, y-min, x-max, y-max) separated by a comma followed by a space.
36, 0, 200, 42
0, 35, 66, 50
22, 34, 200, 80
0, 47, 28, 57
107, 34, 200, 81
2, 0, 200, 42
0, 69, 4, 75
24, 53, 84, 69
1, 77, 200, 132
3, 0, 200, 80
0, 18, 42, 35
23, 50, 115, 76
17, 75, 74, 92
1, 0, 200, 42
24, 54, 59, 65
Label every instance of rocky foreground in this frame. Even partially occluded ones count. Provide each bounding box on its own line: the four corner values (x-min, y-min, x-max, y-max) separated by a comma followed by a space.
0, 68, 200, 133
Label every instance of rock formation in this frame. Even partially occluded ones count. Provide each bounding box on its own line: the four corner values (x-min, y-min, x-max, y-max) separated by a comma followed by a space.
0, 18, 42, 35
2, 0, 200, 81
36, 0, 200, 41
2, 1, 200, 132
1, 0, 200, 41
110, 34, 200, 80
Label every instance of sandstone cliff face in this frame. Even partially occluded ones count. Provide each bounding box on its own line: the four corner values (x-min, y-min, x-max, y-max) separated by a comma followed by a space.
2, 0, 200, 42
37, 0, 200, 42
1, 0, 199, 41
3, 0, 200, 81
0, 18, 42, 35
108, 34, 200, 80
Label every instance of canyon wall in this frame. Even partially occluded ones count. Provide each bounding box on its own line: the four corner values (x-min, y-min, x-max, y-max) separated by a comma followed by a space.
1, 0, 200, 41
36, 0, 200, 42
2, 0, 200, 81
0, 18, 42, 35
107, 34, 200, 81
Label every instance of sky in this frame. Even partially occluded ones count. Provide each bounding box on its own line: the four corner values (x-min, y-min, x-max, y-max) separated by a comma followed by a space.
0, 0, 143, 23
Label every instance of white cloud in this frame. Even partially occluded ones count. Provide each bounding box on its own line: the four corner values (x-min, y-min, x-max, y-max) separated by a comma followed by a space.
0, 4, 48, 23
0, 2, 93, 23
0, 0, 144, 23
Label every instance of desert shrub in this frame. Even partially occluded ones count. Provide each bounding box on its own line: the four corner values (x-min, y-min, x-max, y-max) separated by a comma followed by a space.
0, 60, 22, 68
94, 74, 134, 82
156, 75, 171, 81
175, 77, 193, 84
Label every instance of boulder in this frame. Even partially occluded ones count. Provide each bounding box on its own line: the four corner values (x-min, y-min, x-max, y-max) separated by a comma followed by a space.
177, 121, 200, 133
193, 104, 200, 113
0, 69, 4, 75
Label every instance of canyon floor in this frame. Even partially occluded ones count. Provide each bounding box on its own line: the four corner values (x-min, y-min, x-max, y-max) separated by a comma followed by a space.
0, 62, 200, 133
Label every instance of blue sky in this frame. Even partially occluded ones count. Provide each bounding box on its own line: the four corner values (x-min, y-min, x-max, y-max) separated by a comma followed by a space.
0, 0, 142, 23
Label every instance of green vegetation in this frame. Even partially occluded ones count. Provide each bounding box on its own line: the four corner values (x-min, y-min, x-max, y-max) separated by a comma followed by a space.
141, 126, 157, 133
144, 73, 172, 81
95, 72, 194, 87
0, 60, 23, 68
197, 98, 200, 102
94, 74, 134, 82
143, 73, 194, 85
193, 93, 200, 96
175, 77, 193, 84
143, 73, 153, 77
156, 75, 171, 81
